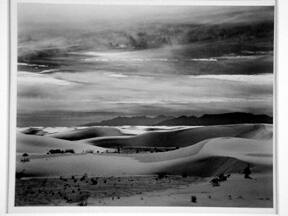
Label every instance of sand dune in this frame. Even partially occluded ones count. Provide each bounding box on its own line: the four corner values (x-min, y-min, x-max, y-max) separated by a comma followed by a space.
237, 124, 273, 140
133, 137, 272, 164
19, 127, 47, 136
47, 126, 124, 141
84, 124, 272, 148
17, 132, 108, 154
17, 132, 272, 177
143, 137, 272, 176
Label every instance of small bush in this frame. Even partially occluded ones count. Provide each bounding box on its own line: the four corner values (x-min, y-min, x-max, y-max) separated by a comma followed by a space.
182, 172, 188, 178
65, 149, 75, 154
22, 152, 29, 157
157, 173, 167, 179
191, 195, 197, 203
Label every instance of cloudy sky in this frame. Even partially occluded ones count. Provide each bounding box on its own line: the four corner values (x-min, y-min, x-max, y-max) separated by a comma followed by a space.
17, 4, 274, 126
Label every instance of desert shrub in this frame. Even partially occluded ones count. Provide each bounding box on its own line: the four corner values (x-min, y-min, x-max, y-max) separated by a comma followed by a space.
16, 170, 25, 179
48, 149, 64, 154
85, 149, 93, 154
191, 195, 197, 203
65, 149, 75, 154
20, 157, 30, 163
182, 172, 188, 178
157, 172, 167, 180
22, 152, 29, 157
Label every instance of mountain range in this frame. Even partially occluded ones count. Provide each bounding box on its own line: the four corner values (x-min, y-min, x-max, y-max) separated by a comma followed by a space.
81, 112, 272, 126
82, 115, 172, 126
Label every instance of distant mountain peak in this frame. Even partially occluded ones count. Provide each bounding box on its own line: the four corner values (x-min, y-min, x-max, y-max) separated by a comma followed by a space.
81, 112, 272, 126
81, 115, 173, 126
155, 112, 272, 126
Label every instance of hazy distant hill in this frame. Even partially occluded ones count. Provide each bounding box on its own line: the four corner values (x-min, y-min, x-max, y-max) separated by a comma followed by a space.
82, 112, 272, 126
155, 112, 273, 126
82, 115, 172, 126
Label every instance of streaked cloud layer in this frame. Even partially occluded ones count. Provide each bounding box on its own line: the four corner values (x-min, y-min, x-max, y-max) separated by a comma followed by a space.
17, 4, 274, 126
18, 70, 273, 125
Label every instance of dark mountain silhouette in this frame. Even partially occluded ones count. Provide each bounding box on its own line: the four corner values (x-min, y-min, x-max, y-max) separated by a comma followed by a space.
155, 112, 273, 126
81, 115, 173, 126
81, 112, 272, 126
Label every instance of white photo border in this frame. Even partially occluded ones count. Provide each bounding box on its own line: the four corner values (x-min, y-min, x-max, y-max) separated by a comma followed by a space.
7, 0, 277, 214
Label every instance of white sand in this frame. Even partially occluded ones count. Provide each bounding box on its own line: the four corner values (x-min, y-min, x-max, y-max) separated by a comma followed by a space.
47, 126, 124, 140
16, 124, 273, 177
15, 124, 274, 208
84, 124, 272, 148
17, 132, 108, 154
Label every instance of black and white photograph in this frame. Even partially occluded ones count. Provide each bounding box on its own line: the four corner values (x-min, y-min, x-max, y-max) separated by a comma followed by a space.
11, 0, 276, 211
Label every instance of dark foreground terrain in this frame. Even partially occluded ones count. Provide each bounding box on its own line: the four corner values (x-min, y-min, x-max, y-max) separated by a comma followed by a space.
15, 173, 273, 207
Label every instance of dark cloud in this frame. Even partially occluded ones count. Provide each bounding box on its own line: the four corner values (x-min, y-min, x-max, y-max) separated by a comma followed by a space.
16, 4, 274, 126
